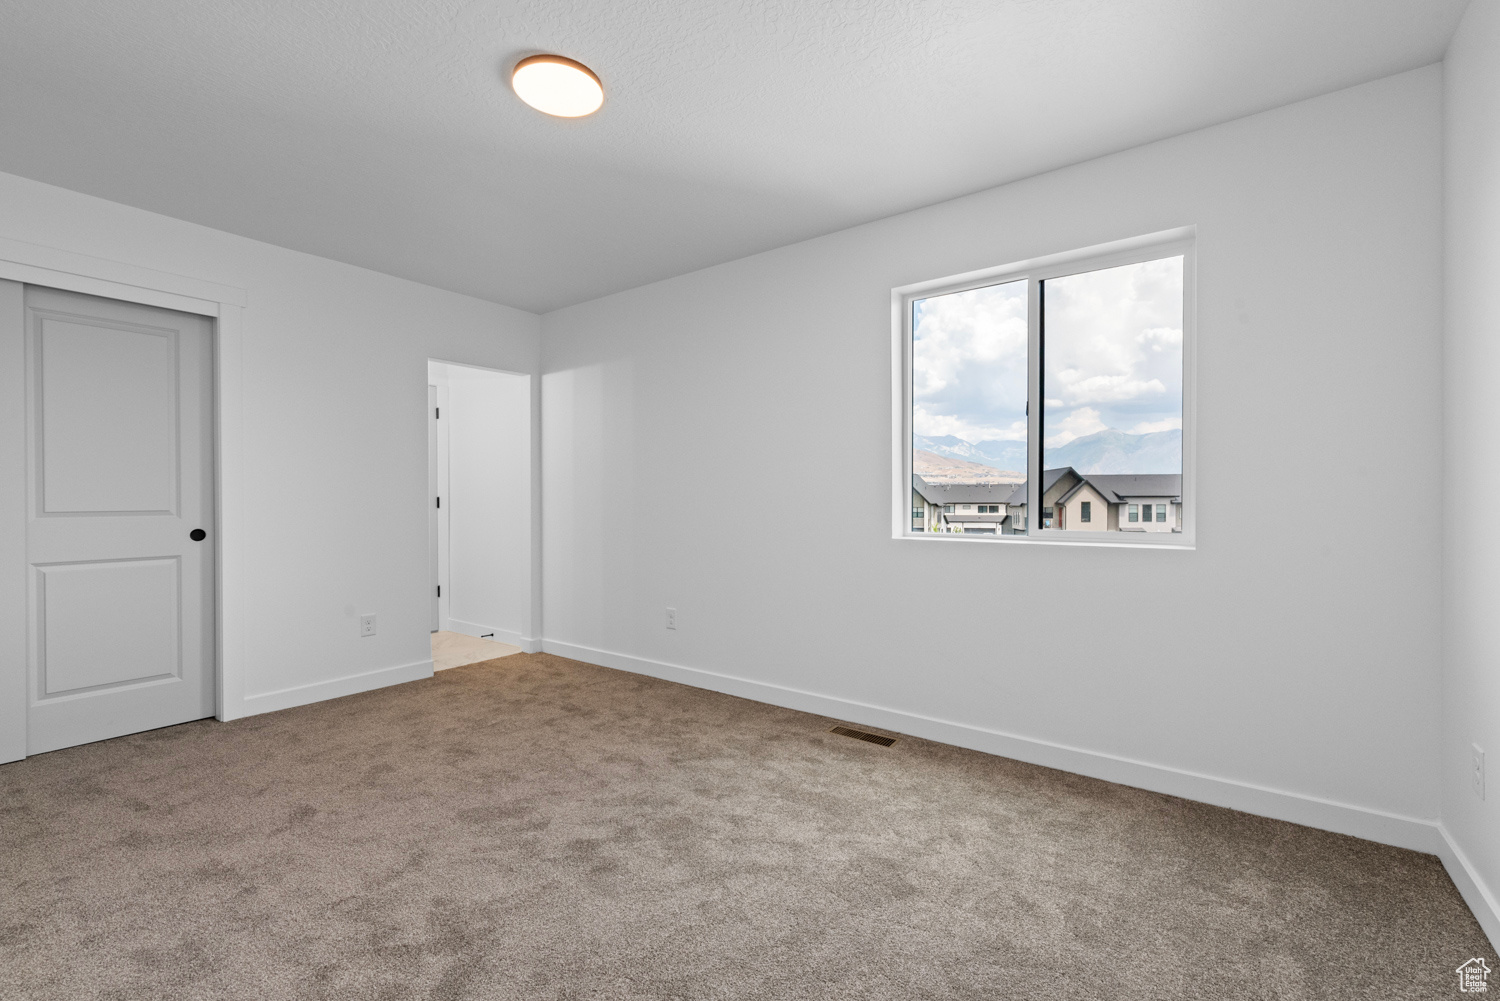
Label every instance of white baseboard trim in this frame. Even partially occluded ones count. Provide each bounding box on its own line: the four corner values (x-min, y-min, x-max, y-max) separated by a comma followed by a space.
1436, 825, 1500, 951
231, 659, 434, 717
448, 619, 533, 652
540, 639, 1444, 857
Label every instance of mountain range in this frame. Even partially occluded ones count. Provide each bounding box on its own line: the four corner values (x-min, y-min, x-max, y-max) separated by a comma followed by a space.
914, 428, 1181, 475
913, 449, 1023, 484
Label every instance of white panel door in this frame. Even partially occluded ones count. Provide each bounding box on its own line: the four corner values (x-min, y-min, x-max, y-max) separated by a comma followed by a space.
24, 285, 215, 754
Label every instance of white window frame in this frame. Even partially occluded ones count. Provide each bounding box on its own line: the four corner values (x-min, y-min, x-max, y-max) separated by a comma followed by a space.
891, 227, 1196, 549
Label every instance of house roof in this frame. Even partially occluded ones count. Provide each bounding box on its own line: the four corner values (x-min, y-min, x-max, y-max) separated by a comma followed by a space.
1083, 474, 1183, 502
917, 469, 1181, 508
988, 468, 1074, 508
912, 475, 1018, 506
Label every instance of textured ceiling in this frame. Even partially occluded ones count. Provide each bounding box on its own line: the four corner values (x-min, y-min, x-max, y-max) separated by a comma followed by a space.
0, 0, 1469, 313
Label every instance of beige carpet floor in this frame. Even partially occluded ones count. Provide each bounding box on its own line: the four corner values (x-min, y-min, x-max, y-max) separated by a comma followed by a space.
0, 652, 1490, 1000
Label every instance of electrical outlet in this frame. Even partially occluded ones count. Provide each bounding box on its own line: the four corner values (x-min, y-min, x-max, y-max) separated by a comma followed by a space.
1473, 743, 1486, 801
665, 607, 677, 630
359, 614, 377, 638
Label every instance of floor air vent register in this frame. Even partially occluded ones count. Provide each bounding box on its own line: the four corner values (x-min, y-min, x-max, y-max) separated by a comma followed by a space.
830, 725, 897, 747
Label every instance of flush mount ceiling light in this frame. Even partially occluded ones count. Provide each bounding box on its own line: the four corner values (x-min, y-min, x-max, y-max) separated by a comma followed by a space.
511, 54, 603, 118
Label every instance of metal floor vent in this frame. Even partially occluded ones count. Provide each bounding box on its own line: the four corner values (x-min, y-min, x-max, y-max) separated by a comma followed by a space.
830, 725, 897, 747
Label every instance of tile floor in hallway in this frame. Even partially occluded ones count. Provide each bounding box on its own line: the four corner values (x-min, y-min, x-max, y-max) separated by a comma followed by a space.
431, 630, 522, 671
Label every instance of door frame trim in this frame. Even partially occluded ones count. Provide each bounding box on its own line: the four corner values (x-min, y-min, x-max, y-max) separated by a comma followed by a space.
431, 382, 450, 633
0, 239, 248, 762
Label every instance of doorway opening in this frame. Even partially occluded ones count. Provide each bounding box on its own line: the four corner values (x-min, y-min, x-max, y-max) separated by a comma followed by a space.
427, 360, 532, 671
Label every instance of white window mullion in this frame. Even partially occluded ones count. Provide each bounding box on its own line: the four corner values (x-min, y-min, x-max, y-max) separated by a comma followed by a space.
1026, 274, 1042, 535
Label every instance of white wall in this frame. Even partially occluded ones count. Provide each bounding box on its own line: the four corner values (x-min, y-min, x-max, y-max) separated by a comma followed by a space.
429, 361, 533, 648
1442, 0, 1500, 947
0, 168, 540, 743
542, 69, 1445, 849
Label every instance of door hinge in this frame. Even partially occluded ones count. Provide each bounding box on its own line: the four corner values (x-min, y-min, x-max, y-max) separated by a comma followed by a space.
436, 496, 441, 508
437, 585, 441, 597
435, 407, 440, 419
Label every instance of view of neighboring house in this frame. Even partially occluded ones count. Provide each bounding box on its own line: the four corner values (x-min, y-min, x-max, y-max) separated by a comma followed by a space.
913, 470, 1182, 535
911, 480, 1015, 534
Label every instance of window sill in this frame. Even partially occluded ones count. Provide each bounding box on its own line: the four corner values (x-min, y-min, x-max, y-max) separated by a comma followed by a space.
895, 530, 1194, 550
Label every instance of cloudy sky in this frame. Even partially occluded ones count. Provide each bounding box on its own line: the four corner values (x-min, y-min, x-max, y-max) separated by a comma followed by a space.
912, 256, 1183, 450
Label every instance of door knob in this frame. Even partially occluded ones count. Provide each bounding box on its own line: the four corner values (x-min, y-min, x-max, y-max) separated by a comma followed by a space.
189, 529, 206, 542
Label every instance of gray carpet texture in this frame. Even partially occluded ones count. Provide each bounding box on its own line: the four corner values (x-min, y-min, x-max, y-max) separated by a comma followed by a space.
0, 652, 1491, 1000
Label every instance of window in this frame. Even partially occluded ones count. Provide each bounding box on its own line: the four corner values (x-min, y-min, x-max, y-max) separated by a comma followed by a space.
961, 504, 972, 511
898, 231, 1192, 545
912, 508, 923, 520
944, 503, 954, 513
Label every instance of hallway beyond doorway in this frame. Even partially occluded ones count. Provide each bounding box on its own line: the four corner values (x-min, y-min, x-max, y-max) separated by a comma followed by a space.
431, 630, 521, 671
